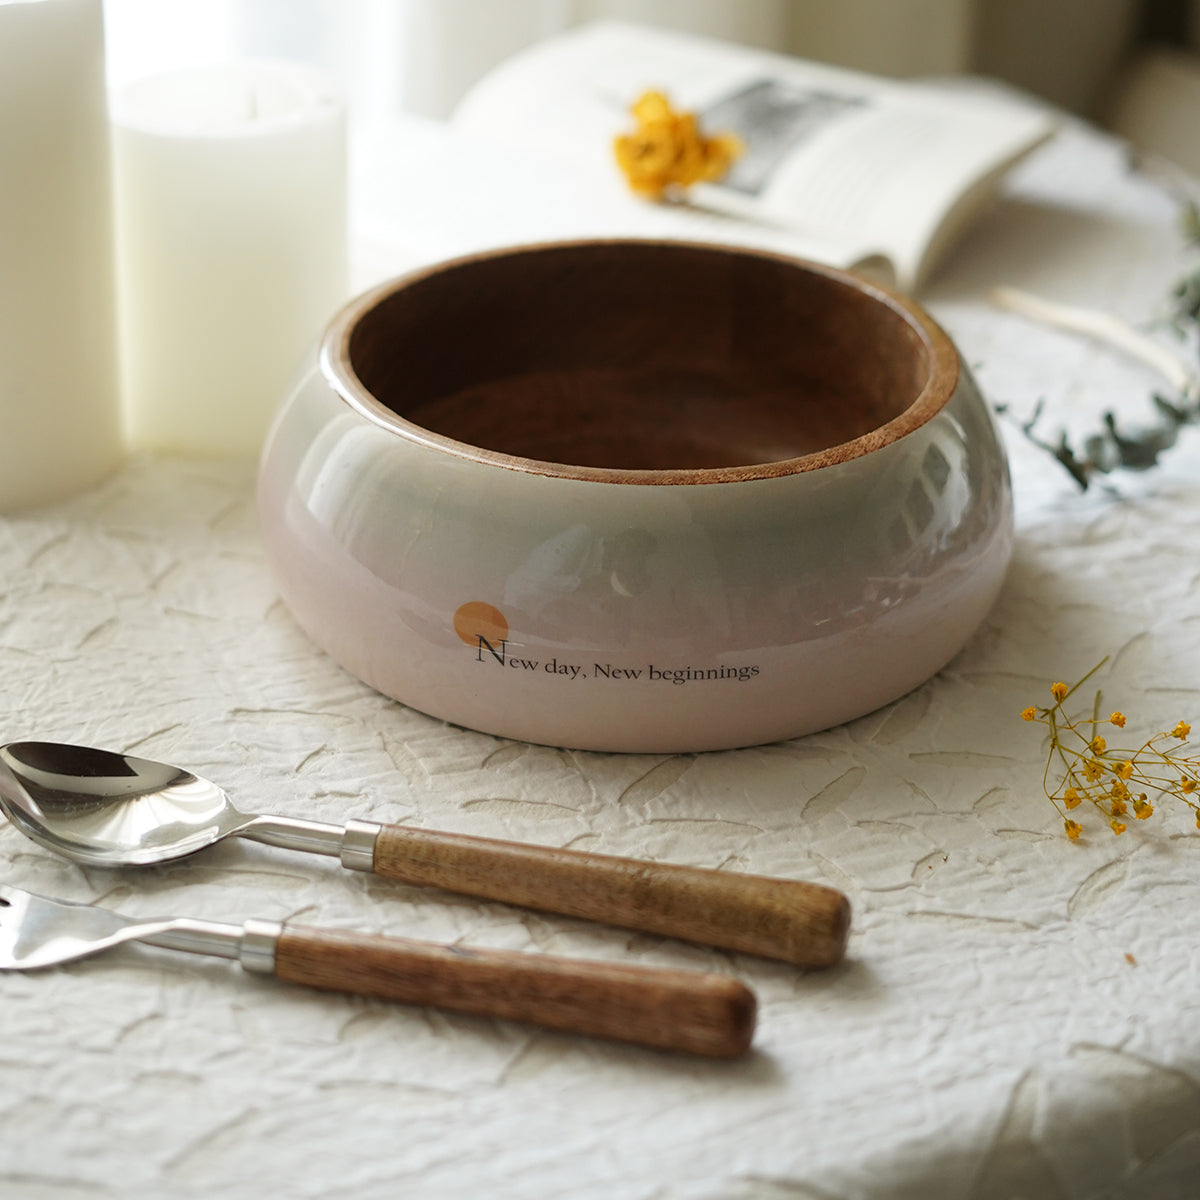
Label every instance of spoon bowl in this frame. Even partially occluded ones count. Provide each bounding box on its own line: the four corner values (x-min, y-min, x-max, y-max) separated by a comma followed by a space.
0, 741, 252, 866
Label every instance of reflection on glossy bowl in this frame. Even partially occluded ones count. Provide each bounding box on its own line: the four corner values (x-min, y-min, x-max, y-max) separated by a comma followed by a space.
257, 240, 1012, 753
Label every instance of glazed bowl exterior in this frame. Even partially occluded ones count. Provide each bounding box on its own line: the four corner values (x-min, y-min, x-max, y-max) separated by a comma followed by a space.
257, 240, 1012, 753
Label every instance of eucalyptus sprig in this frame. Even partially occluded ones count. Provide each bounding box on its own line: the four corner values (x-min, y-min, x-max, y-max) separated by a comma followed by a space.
994, 201, 1200, 490
1169, 200, 1200, 331
996, 393, 1194, 490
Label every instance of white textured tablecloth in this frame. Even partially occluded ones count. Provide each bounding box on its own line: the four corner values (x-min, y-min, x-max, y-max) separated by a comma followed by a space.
3, 115, 1200, 1200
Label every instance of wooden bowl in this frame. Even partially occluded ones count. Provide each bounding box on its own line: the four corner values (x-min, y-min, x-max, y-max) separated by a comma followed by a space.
258, 240, 1012, 752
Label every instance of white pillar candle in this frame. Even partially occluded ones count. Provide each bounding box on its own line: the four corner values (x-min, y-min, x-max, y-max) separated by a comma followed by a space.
112, 61, 348, 456
0, 0, 124, 511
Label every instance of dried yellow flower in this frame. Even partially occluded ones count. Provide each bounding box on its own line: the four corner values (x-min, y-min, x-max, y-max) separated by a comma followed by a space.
614, 90, 742, 201
1022, 660, 1200, 840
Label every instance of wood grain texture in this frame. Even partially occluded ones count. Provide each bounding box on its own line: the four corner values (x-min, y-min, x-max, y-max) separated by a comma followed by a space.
342, 240, 956, 483
371, 825, 850, 968
274, 925, 756, 1057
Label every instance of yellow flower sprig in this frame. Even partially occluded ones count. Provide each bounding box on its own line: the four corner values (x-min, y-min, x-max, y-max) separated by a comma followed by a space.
1022, 661, 1198, 840
613, 90, 741, 202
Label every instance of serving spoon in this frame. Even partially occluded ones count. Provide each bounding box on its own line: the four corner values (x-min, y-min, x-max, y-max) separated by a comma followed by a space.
0, 741, 849, 967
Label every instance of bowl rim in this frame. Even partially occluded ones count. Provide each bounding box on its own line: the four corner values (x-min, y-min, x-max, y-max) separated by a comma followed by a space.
319, 238, 961, 486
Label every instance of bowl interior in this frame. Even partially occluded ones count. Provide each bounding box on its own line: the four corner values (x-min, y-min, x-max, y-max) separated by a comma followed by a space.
340, 242, 951, 475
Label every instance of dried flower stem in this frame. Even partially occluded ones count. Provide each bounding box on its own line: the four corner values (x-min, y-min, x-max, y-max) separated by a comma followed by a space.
991, 287, 1196, 396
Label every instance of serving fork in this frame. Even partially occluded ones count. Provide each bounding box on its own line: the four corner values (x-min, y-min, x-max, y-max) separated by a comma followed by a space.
0, 884, 755, 1057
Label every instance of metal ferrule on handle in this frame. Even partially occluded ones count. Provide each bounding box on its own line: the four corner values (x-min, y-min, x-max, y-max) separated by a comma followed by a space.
339, 819, 381, 872
237, 814, 380, 872
139, 917, 282, 974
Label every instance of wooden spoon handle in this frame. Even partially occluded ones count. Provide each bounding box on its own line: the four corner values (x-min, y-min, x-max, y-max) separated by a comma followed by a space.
367, 824, 849, 968
273, 925, 756, 1057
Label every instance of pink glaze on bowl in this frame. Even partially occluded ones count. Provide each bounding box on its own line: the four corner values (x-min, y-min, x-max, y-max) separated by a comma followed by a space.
257, 240, 1012, 752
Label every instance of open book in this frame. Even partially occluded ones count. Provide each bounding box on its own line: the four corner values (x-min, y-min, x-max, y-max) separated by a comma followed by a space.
441, 22, 1055, 293
352, 22, 1057, 295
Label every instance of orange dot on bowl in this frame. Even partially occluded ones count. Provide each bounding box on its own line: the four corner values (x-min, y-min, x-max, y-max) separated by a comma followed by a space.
454, 601, 509, 646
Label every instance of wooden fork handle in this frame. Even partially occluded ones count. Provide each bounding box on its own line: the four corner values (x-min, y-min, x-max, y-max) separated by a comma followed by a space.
274, 925, 756, 1057
363, 823, 849, 968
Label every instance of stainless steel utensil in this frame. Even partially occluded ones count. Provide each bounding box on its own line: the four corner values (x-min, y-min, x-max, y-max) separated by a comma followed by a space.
0, 884, 755, 1056
0, 741, 849, 966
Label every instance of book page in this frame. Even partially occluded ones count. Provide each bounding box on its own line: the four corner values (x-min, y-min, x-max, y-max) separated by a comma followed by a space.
452, 21, 1056, 291
697, 83, 1057, 289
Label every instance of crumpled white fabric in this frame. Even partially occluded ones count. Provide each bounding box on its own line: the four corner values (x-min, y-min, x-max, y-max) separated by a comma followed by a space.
1, 118, 1199, 1200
